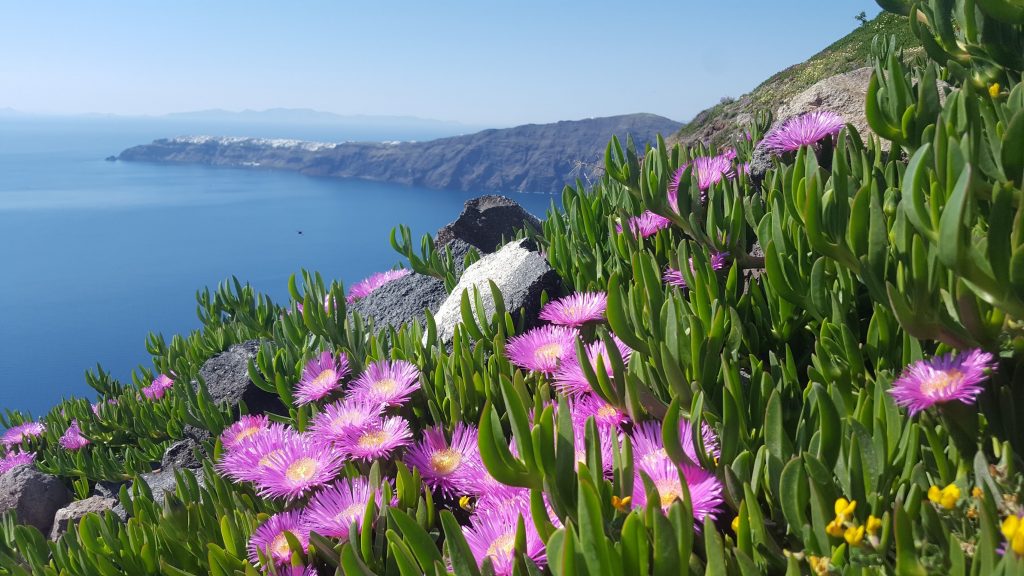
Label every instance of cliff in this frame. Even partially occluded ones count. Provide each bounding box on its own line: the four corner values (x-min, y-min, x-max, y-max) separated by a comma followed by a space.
117, 113, 681, 194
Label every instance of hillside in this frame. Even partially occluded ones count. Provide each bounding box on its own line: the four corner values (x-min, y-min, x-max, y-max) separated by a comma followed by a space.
670, 11, 919, 147
116, 113, 682, 194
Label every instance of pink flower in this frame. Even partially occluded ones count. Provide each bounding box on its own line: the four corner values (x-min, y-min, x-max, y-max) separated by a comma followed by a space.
538, 292, 608, 328
630, 419, 719, 471
59, 420, 90, 451
616, 211, 671, 238
888, 349, 996, 416
302, 476, 383, 539
668, 152, 736, 213
341, 416, 413, 461
294, 351, 350, 405
216, 423, 301, 484
570, 394, 627, 431
219, 415, 270, 451
404, 425, 481, 495
632, 459, 723, 526
762, 111, 845, 153
308, 399, 384, 446
347, 269, 412, 303
0, 450, 35, 475
552, 335, 632, 397
142, 374, 174, 400
464, 497, 547, 575
248, 510, 308, 567
1, 422, 45, 446
505, 325, 580, 375
347, 360, 420, 408
255, 437, 345, 500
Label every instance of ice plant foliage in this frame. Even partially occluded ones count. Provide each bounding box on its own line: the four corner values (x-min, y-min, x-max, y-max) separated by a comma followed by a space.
538, 291, 608, 327
405, 424, 480, 495
294, 350, 350, 405
346, 268, 411, 303
1, 422, 45, 446
58, 420, 90, 451
347, 359, 420, 407
888, 349, 996, 415
762, 110, 845, 152
504, 324, 579, 374
142, 374, 174, 400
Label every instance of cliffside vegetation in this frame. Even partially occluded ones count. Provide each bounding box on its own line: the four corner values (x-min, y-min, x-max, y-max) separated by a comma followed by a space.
3, 1, 1024, 574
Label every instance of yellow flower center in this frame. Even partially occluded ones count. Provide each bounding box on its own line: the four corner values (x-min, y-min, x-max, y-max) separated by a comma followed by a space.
285, 457, 319, 482
655, 478, 681, 509
597, 404, 618, 418
258, 449, 283, 468
359, 430, 388, 449
233, 426, 260, 444
270, 533, 291, 558
311, 369, 337, 390
534, 343, 565, 363
486, 532, 516, 558
372, 378, 398, 395
430, 448, 462, 474
338, 503, 365, 524
920, 369, 961, 396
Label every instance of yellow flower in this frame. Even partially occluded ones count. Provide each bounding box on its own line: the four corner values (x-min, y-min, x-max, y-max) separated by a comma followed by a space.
866, 515, 882, 536
731, 516, 741, 533
611, 495, 632, 512
972, 486, 983, 499
928, 484, 960, 510
844, 524, 866, 547
826, 518, 845, 538
1014, 529, 1024, 556
833, 498, 856, 520
990, 83, 1001, 98
1003, 515, 1021, 540
808, 555, 830, 575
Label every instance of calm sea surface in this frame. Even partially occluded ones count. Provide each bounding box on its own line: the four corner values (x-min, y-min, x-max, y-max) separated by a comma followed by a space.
0, 118, 555, 415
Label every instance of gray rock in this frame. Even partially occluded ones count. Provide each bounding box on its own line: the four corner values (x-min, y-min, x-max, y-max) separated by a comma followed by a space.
161, 438, 204, 470
49, 496, 119, 540
435, 196, 542, 254
0, 465, 72, 534
774, 67, 875, 141
196, 340, 282, 415
350, 272, 447, 333
443, 238, 478, 276
432, 239, 562, 344
92, 480, 125, 499
748, 141, 775, 187
137, 468, 205, 508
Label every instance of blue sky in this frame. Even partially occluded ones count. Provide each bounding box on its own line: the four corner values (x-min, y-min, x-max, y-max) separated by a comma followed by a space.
0, 1, 882, 126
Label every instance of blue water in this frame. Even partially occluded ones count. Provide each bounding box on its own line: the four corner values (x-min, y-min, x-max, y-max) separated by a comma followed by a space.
0, 118, 555, 415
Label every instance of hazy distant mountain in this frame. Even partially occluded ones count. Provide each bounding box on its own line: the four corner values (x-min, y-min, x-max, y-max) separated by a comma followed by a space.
117, 113, 682, 194
161, 108, 479, 131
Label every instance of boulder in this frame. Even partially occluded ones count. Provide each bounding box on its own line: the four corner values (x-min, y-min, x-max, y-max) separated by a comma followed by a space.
773, 67, 875, 140
196, 340, 282, 415
435, 196, 542, 254
49, 496, 119, 540
137, 468, 205, 508
349, 272, 447, 333
92, 480, 126, 499
0, 465, 72, 534
432, 239, 562, 344
443, 238, 478, 276
161, 438, 204, 470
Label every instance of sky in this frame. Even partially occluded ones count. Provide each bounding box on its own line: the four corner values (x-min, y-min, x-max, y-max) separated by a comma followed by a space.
0, 1, 882, 127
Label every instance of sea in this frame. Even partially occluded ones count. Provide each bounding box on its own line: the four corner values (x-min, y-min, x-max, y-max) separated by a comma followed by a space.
0, 117, 555, 416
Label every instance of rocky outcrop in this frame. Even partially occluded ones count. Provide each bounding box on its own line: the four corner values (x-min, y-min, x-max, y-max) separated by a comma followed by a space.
196, 340, 282, 415
137, 468, 206, 508
432, 239, 561, 343
349, 272, 447, 333
0, 466, 72, 534
49, 496, 119, 540
435, 195, 542, 253
116, 114, 683, 194
161, 438, 204, 470
773, 67, 873, 142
